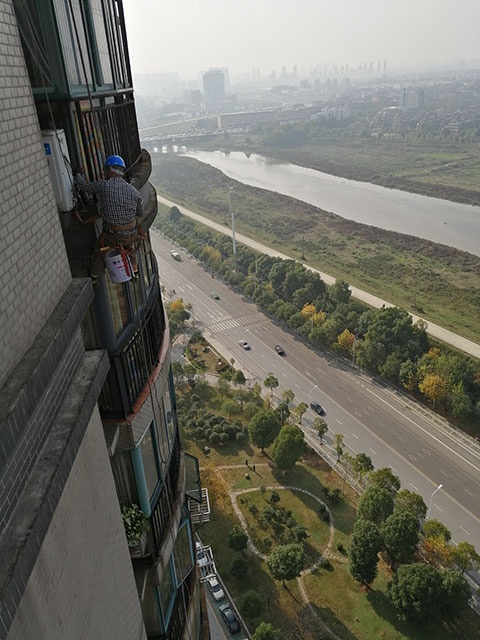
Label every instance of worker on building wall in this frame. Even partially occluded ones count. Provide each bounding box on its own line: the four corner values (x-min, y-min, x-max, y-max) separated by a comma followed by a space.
75, 155, 145, 283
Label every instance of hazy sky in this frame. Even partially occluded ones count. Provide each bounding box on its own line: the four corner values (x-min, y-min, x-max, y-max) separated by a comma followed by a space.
123, 0, 480, 79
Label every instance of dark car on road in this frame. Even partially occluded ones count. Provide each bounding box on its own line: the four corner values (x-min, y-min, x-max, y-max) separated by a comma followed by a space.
274, 344, 285, 355
310, 401, 325, 416
219, 603, 240, 633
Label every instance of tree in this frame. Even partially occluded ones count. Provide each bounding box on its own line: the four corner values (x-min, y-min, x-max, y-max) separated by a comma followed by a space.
394, 489, 427, 521
281, 389, 295, 405
422, 519, 451, 542
291, 524, 309, 543
274, 400, 290, 425
452, 541, 480, 575
334, 433, 344, 461
266, 543, 306, 586
217, 376, 230, 401
439, 569, 471, 618
228, 526, 248, 555
387, 563, 443, 622
349, 519, 382, 584
382, 511, 420, 567
238, 589, 263, 618
294, 401, 308, 424
264, 373, 279, 396
418, 372, 450, 409
352, 452, 374, 480
249, 411, 281, 452
337, 328, 355, 354
420, 534, 453, 568
232, 369, 246, 387
253, 622, 283, 640
357, 485, 394, 525
272, 424, 305, 471
229, 554, 248, 579
368, 467, 401, 496
169, 205, 181, 222
313, 417, 328, 443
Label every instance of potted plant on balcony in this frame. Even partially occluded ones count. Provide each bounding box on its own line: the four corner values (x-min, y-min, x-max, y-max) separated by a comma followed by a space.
121, 504, 149, 557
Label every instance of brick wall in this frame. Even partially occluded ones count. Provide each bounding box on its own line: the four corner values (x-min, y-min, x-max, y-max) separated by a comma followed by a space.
0, 0, 71, 387
6, 408, 147, 640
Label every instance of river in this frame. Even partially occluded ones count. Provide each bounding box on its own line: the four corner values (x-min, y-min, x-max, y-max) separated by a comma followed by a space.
181, 149, 480, 257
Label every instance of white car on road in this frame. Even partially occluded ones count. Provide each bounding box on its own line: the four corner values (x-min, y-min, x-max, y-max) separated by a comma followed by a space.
206, 574, 224, 601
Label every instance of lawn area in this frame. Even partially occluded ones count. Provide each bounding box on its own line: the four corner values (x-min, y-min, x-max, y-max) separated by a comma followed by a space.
194, 448, 480, 639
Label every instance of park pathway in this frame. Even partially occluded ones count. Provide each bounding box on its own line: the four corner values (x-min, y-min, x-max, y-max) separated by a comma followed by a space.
215, 463, 347, 639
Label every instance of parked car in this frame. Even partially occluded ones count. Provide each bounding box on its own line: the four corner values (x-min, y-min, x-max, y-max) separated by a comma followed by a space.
274, 344, 285, 355
219, 603, 240, 633
310, 401, 325, 416
206, 574, 225, 601
239, 340, 250, 350
211, 292, 220, 299
196, 541, 209, 567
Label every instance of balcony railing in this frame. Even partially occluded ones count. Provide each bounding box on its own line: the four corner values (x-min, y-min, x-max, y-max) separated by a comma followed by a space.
75, 96, 142, 180
98, 291, 166, 417
150, 430, 182, 554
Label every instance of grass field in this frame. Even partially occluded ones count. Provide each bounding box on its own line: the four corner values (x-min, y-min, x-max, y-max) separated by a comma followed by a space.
151, 153, 480, 343
188, 438, 480, 640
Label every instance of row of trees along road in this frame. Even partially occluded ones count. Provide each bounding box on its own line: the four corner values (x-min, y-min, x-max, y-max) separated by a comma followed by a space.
162, 206, 480, 431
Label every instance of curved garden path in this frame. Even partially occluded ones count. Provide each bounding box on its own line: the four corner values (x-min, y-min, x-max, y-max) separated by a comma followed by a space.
216, 463, 347, 640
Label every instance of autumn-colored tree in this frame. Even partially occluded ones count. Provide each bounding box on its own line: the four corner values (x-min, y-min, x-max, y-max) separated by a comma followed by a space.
420, 534, 454, 568
301, 303, 316, 321
337, 328, 355, 353
418, 372, 450, 408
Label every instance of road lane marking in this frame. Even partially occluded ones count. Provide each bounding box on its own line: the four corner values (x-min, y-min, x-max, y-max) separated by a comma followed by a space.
351, 433, 359, 439
369, 448, 377, 456
366, 387, 480, 473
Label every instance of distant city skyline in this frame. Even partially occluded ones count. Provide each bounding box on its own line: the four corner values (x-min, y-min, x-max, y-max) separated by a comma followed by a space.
123, 0, 480, 80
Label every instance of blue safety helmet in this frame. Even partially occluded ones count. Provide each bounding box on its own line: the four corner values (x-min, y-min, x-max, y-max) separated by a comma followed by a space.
105, 155, 126, 172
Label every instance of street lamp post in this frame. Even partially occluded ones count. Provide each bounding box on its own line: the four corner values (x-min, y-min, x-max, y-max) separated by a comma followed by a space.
427, 483, 443, 519
228, 186, 236, 256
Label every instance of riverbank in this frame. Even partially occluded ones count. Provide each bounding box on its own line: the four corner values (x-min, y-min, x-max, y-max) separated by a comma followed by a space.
150, 153, 480, 344
190, 135, 480, 206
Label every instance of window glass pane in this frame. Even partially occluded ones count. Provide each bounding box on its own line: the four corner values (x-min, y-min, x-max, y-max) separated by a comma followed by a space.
90, 0, 113, 85
155, 401, 170, 467
15, 0, 53, 89
159, 559, 175, 626
54, 0, 93, 87
104, 0, 130, 87
140, 425, 161, 499
173, 519, 194, 585
164, 387, 175, 442
106, 277, 129, 335
141, 576, 163, 634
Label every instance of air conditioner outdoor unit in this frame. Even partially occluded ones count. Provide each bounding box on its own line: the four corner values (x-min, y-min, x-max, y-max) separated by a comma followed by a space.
42, 129, 74, 212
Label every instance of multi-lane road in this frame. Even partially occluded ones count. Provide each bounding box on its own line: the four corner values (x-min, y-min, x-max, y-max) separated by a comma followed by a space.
151, 230, 480, 566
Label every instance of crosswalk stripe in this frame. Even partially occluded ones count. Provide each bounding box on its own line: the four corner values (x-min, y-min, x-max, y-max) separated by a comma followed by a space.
210, 312, 265, 333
